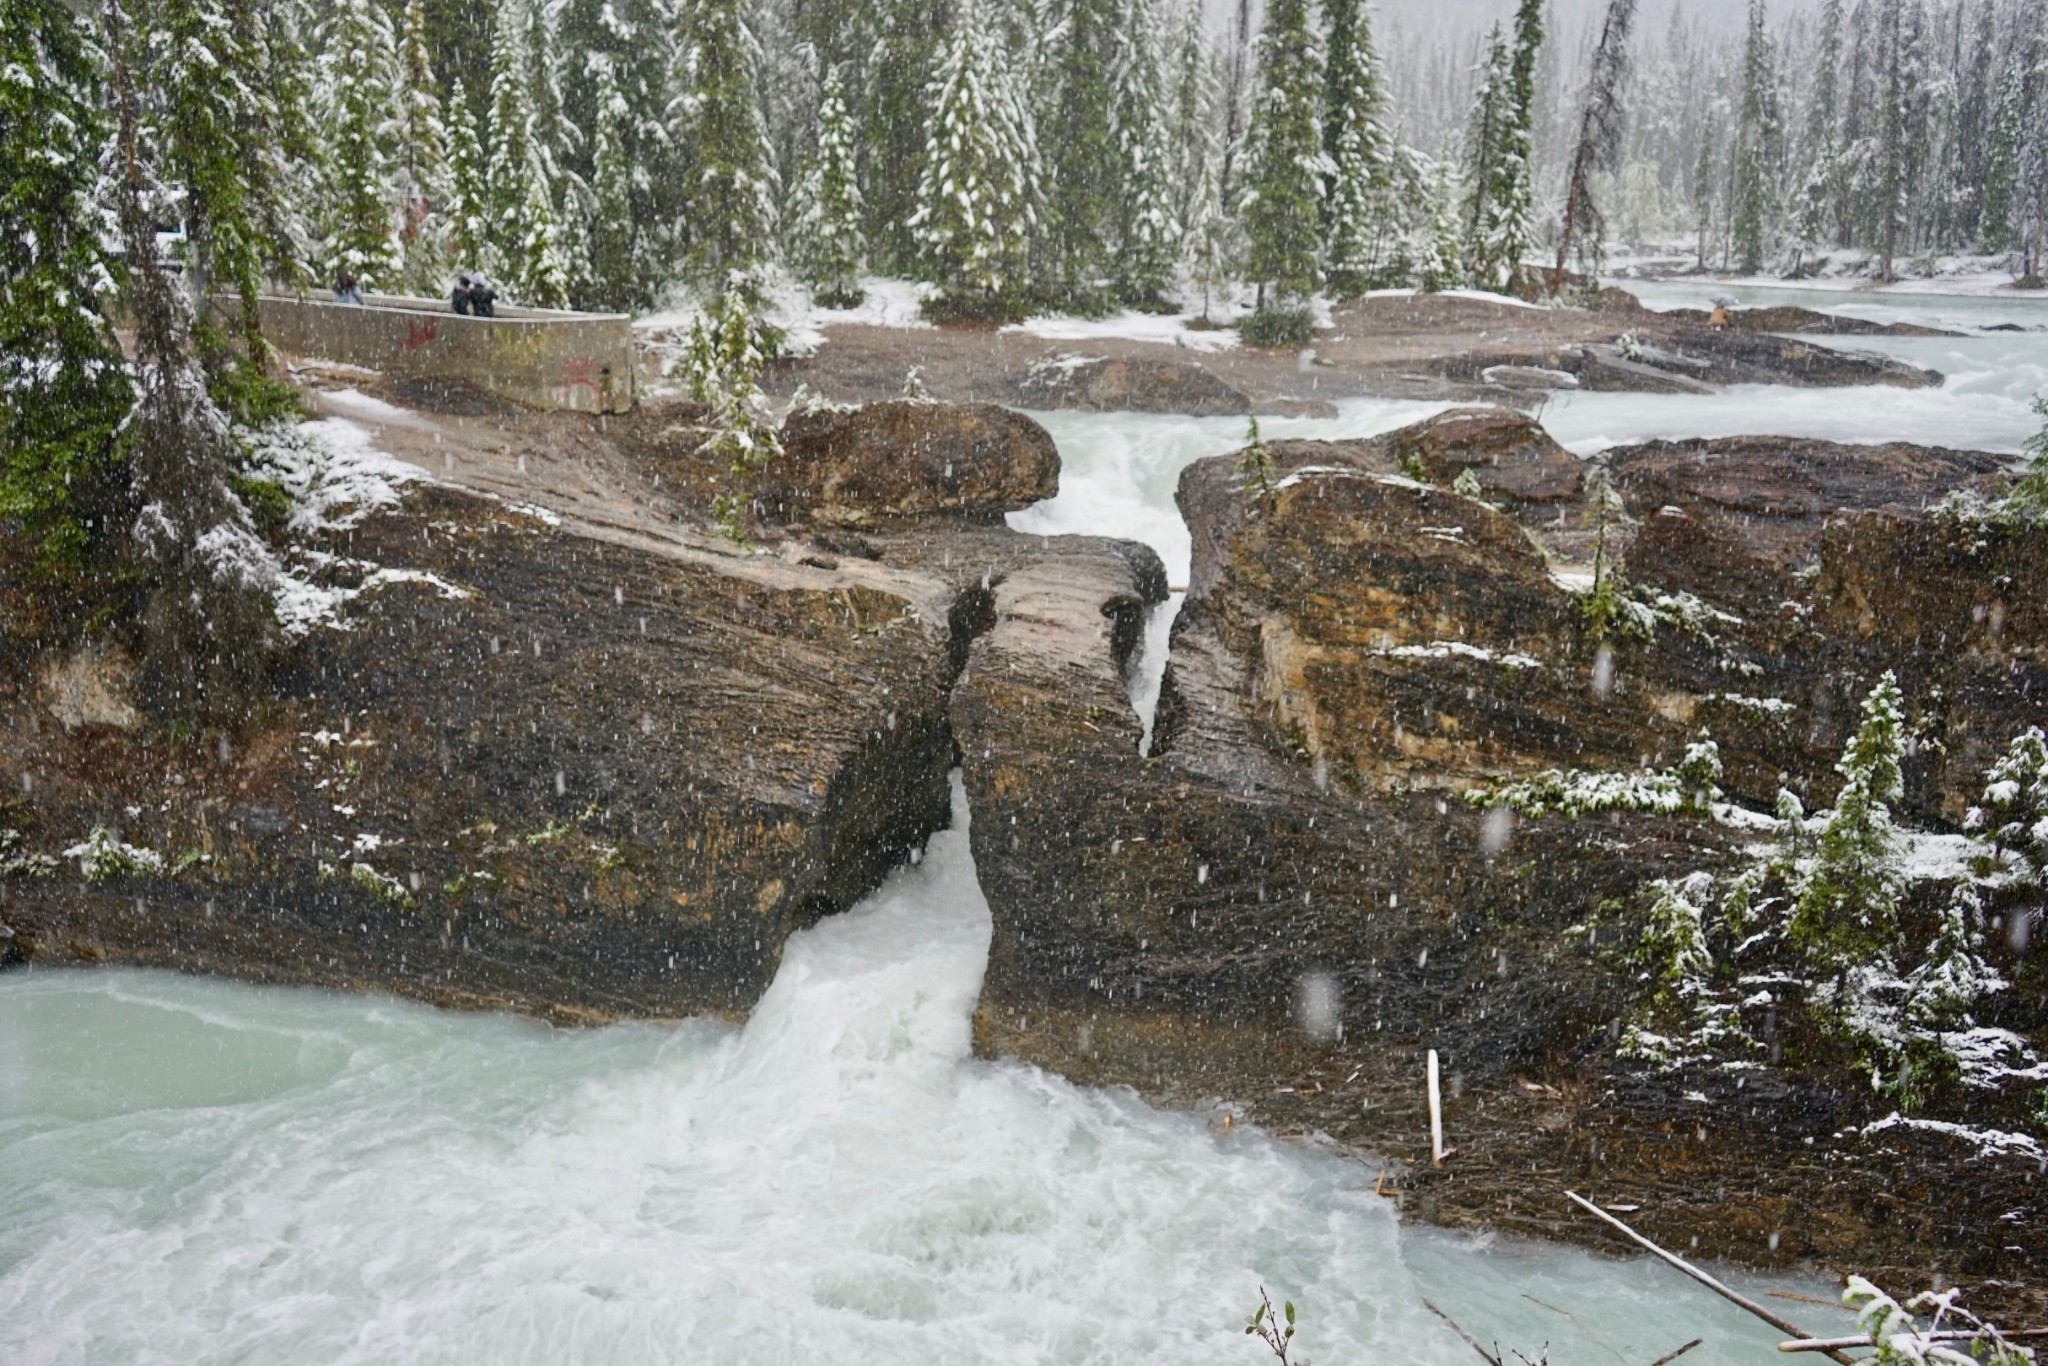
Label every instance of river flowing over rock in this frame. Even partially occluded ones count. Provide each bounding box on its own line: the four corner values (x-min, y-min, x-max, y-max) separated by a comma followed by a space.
2, 392, 2042, 1317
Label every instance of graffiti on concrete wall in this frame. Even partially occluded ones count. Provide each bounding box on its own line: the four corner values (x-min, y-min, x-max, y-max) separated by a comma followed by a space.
403, 317, 439, 351
558, 356, 603, 405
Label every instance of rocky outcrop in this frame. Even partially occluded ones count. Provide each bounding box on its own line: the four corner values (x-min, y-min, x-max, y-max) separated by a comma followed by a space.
762, 399, 1059, 526
1660, 304, 1960, 338
1013, 355, 1251, 416
2, 483, 963, 1019
1442, 327, 1944, 394
1386, 407, 1584, 506
955, 414, 2043, 1309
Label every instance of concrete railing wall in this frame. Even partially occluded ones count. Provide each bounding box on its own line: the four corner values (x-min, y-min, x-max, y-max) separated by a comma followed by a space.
253, 292, 637, 413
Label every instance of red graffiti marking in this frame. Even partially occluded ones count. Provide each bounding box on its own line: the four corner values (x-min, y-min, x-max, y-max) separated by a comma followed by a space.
403, 317, 439, 351
559, 355, 604, 400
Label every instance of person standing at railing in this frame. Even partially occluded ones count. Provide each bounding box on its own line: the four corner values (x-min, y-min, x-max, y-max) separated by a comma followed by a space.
469, 276, 496, 318
451, 276, 473, 315
332, 269, 365, 306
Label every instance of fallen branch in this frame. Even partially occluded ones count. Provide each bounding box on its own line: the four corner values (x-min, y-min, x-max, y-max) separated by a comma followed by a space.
1647, 1340, 1702, 1366
1563, 1192, 1855, 1366
1423, 1296, 1503, 1366
1777, 1328, 2048, 1353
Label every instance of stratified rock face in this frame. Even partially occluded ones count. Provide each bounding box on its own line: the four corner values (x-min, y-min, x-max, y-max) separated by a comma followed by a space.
957, 412, 2044, 1300
1815, 509, 2048, 820
1609, 436, 2005, 572
1014, 355, 1250, 416
766, 399, 1060, 526
2, 484, 959, 1021
1178, 455, 1587, 793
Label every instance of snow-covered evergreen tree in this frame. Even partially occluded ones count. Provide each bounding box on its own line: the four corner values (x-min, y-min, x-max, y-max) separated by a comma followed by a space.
1980, 57, 2023, 256
146, 0, 302, 389
864, 0, 947, 273
1460, 24, 1512, 283
104, 0, 280, 711
1554, 0, 1638, 285
445, 77, 493, 277
1729, 0, 1778, 274
1467, 0, 1542, 293
671, 0, 780, 287
1238, 0, 1328, 338
909, 0, 1039, 315
557, 0, 674, 303
1, 0, 134, 571
1110, 0, 1179, 304
1792, 0, 1845, 264
1966, 726, 2048, 894
1045, 0, 1123, 297
1182, 159, 1232, 319
1415, 148, 1464, 292
487, 0, 569, 306
317, 0, 402, 290
1164, 0, 1218, 249
584, 62, 637, 310
393, 0, 450, 291
1322, 0, 1403, 295
795, 67, 867, 307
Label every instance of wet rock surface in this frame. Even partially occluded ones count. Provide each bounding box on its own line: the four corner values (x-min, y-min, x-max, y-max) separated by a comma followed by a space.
763, 399, 1059, 526
1013, 354, 1251, 416
5, 389, 2042, 1317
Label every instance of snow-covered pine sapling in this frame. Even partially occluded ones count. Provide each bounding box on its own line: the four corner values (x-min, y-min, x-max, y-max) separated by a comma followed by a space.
1236, 415, 1277, 501
1243, 1286, 1297, 1364
1580, 470, 1632, 641
1966, 725, 2048, 891
1452, 468, 1486, 499
1787, 672, 1907, 970
681, 286, 781, 543
1632, 870, 1715, 1010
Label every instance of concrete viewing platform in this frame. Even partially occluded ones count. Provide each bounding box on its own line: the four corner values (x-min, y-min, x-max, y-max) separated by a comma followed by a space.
253, 291, 637, 414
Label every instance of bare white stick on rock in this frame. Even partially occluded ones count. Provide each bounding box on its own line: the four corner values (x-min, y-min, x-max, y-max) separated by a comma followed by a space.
1428, 1049, 1444, 1167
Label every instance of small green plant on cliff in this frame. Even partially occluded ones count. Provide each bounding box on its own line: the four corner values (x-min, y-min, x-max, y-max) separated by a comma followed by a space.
2004, 393, 2048, 515
1579, 471, 1637, 641
1451, 468, 1486, 499
1236, 416, 1277, 501
681, 282, 783, 543
348, 861, 417, 911
1468, 739, 1723, 820
0, 828, 57, 878
62, 827, 166, 883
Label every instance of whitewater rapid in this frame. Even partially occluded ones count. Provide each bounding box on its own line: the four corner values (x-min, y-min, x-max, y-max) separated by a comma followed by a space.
0, 779, 1831, 1364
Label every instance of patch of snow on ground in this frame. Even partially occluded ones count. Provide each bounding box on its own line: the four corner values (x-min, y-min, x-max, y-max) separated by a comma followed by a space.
1003, 310, 1241, 353
1861, 1112, 2046, 1164
253, 416, 424, 533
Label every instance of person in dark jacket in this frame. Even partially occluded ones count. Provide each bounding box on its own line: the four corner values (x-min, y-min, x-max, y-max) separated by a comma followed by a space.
469, 277, 497, 318
451, 276, 473, 314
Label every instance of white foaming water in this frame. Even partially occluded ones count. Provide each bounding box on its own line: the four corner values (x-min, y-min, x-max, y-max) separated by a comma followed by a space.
0, 780, 1841, 1364
1010, 401, 1452, 585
